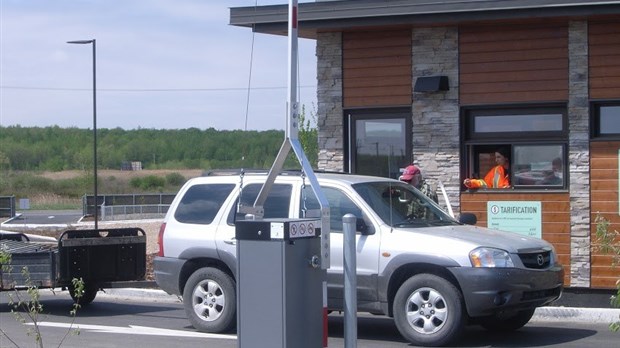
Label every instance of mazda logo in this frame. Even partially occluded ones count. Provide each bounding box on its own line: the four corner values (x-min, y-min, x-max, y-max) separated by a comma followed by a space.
537, 254, 544, 266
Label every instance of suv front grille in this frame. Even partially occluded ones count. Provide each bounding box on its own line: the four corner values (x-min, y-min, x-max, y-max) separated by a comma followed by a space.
518, 250, 551, 269
521, 285, 562, 301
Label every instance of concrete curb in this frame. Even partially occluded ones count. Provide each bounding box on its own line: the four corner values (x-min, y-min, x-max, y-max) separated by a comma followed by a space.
533, 306, 620, 323
98, 288, 620, 324
99, 288, 182, 303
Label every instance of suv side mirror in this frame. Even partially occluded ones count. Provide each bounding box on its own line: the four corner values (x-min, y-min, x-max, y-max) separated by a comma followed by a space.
357, 219, 375, 235
459, 213, 477, 225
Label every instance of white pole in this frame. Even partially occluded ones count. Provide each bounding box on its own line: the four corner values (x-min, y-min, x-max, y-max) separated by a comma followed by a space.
343, 214, 358, 348
287, 0, 299, 141
438, 181, 454, 218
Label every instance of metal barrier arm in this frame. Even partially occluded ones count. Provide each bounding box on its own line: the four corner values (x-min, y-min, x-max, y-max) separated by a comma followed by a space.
249, 0, 330, 270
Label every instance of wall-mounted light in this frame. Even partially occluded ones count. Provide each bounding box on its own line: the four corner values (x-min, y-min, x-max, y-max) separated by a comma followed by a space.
414, 76, 449, 92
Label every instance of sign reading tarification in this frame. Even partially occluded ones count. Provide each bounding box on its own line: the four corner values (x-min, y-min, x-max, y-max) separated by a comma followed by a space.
487, 201, 542, 238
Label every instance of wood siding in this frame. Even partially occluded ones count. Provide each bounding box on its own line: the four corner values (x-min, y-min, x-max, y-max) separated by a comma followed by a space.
590, 141, 620, 288
461, 192, 571, 286
589, 20, 620, 99
342, 30, 412, 107
459, 22, 569, 105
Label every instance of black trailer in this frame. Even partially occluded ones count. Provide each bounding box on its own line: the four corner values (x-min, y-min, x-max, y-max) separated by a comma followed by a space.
0, 228, 146, 304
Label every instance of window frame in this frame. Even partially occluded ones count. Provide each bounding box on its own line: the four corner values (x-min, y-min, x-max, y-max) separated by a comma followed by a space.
461, 104, 569, 191
464, 105, 568, 140
591, 101, 620, 140
344, 107, 412, 178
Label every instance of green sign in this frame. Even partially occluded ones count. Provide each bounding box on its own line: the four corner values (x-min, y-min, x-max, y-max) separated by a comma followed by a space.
487, 201, 542, 238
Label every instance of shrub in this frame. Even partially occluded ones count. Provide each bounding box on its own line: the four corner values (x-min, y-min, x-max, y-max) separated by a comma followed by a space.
165, 172, 186, 186
12, 174, 54, 193
129, 177, 142, 189
594, 214, 620, 332
53, 175, 93, 197
130, 175, 165, 190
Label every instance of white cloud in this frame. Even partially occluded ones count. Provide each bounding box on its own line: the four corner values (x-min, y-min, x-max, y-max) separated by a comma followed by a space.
0, 0, 317, 130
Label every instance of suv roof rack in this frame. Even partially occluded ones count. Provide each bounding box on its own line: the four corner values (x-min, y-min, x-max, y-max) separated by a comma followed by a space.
201, 168, 350, 177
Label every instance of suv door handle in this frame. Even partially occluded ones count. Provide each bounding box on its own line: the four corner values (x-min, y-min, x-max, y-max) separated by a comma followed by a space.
224, 238, 237, 245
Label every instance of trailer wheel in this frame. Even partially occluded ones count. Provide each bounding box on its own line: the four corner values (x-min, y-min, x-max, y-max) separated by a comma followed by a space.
183, 267, 236, 333
69, 282, 98, 306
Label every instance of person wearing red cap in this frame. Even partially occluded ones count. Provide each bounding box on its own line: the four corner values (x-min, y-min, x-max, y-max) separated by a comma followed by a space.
399, 164, 438, 203
400, 165, 422, 187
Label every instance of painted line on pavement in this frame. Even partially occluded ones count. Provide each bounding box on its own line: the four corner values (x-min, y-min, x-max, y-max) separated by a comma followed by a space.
29, 322, 237, 340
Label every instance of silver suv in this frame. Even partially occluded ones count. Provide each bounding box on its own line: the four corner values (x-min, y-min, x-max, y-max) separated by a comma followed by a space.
154, 171, 563, 346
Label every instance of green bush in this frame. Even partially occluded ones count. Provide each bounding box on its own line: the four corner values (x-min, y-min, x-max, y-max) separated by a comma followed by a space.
594, 214, 620, 332
130, 175, 165, 190
165, 172, 186, 186
129, 177, 142, 189
12, 174, 54, 193
53, 175, 93, 197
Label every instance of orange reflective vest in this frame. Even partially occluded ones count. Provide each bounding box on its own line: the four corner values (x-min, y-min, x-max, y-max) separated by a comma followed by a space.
465, 165, 510, 189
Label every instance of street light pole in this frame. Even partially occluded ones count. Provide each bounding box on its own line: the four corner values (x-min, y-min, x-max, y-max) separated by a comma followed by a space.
67, 39, 98, 229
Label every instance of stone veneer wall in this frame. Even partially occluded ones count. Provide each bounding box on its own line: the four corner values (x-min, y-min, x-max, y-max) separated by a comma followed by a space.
411, 27, 461, 211
316, 32, 344, 172
568, 20, 591, 287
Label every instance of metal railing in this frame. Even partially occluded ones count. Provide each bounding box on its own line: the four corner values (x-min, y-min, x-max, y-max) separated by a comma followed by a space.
100, 204, 170, 220
82, 193, 176, 220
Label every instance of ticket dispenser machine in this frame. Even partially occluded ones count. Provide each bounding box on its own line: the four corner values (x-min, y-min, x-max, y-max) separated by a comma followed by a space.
235, 218, 325, 348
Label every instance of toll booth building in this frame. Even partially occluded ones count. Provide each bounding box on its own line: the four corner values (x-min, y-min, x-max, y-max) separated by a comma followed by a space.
230, 0, 620, 290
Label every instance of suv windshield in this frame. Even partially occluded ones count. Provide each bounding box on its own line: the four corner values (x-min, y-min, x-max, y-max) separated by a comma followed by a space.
352, 181, 458, 227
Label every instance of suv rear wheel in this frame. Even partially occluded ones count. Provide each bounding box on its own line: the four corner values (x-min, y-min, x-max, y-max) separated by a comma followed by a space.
183, 267, 236, 333
393, 273, 465, 347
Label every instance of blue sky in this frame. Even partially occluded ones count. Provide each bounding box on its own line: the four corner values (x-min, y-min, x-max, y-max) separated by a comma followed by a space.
0, 0, 317, 131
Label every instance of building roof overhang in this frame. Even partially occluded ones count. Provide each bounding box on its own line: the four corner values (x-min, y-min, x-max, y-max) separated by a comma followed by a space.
229, 0, 620, 39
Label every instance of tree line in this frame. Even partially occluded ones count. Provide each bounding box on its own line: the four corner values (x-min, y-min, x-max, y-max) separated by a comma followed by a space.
0, 117, 317, 172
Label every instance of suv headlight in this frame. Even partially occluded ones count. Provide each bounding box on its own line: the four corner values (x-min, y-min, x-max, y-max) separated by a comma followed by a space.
470, 247, 514, 268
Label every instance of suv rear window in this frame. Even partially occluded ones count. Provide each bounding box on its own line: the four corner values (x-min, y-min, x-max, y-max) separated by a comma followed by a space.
174, 183, 235, 224
227, 183, 292, 224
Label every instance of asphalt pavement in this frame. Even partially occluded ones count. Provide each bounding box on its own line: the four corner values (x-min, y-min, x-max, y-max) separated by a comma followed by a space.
2, 210, 84, 225
96, 286, 620, 324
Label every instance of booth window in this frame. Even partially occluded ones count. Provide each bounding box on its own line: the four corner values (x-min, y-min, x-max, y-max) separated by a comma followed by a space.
462, 106, 568, 190
344, 107, 411, 179
592, 102, 620, 139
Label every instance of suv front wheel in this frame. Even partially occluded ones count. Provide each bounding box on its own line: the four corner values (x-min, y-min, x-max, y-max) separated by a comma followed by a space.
393, 273, 465, 347
183, 267, 236, 333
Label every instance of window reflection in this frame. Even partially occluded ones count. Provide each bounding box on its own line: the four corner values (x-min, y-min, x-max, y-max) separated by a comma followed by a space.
474, 114, 563, 133
354, 118, 407, 178
600, 106, 620, 134
513, 145, 564, 187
